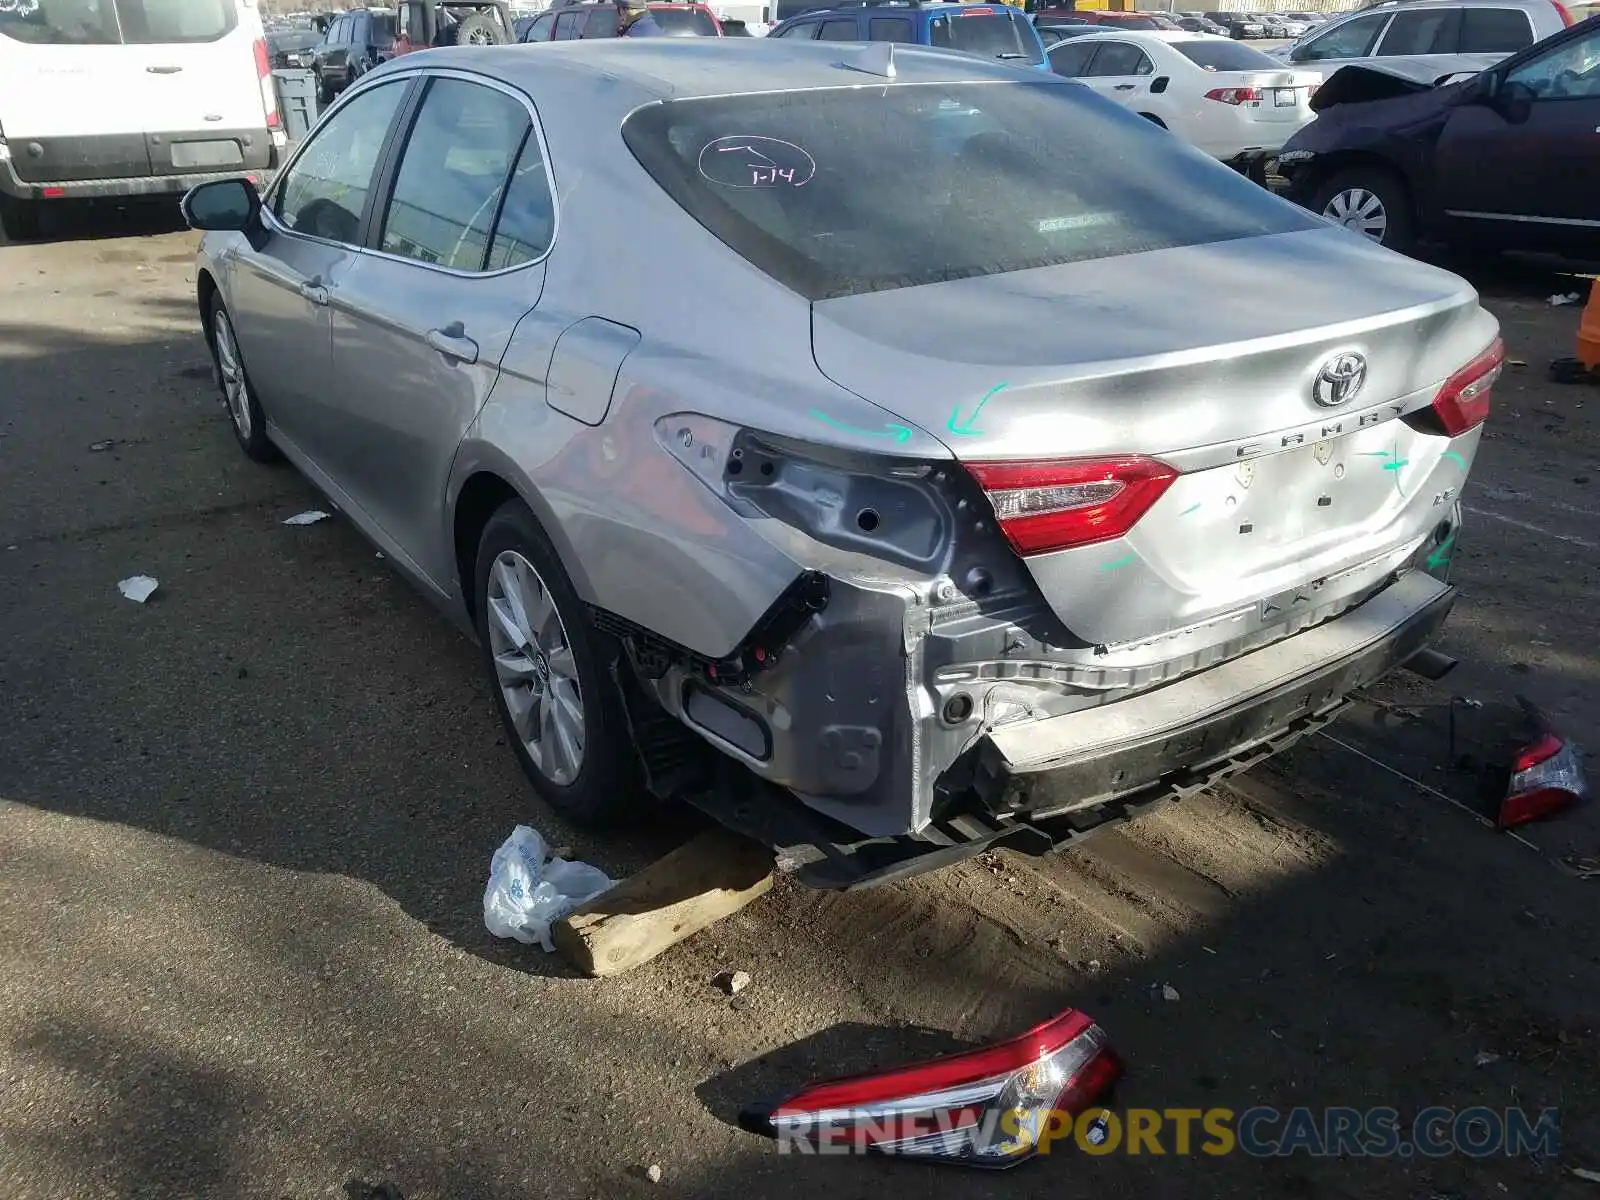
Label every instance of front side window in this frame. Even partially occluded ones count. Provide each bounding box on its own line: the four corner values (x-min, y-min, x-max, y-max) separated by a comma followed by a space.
1459, 8, 1534, 53
552, 10, 583, 38
623, 81, 1316, 300
380, 79, 531, 270
816, 16, 859, 39
276, 80, 407, 244
583, 6, 618, 36
1292, 10, 1388, 61
869, 15, 912, 40
521, 11, 554, 39
1505, 25, 1600, 98
770, 19, 814, 36
0, 0, 236, 44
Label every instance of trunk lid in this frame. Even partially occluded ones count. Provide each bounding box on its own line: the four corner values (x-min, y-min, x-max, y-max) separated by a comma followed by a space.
1232, 69, 1322, 123
810, 225, 1498, 648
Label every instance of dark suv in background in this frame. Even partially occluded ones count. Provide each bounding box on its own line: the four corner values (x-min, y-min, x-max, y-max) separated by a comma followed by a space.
1205, 9, 1268, 36
312, 8, 396, 103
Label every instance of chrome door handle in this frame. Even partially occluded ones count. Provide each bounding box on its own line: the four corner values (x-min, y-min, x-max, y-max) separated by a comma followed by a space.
426, 325, 479, 365
298, 279, 329, 305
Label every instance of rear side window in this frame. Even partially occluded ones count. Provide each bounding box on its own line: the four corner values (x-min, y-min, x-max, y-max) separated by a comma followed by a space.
622, 81, 1317, 300
1086, 41, 1153, 76
1459, 7, 1533, 52
552, 11, 584, 37
380, 79, 531, 271
929, 9, 1044, 65
1375, 8, 1458, 55
870, 15, 913, 40
583, 7, 618, 36
816, 17, 859, 39
369, 12, 396, 43
1048, 40, 1095, 74
487, 131, 557, 269
1174, 40, 1284, 70
0, 0, 237, 44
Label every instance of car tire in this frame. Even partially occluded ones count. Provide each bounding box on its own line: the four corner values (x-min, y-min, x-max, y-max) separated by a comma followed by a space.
0, 193, 41, 242
439, 11, 510, 44
317, 70, 335, 105
207, 293, 279, 463
1312, 167, 1414, 252
475, 499, 643, 828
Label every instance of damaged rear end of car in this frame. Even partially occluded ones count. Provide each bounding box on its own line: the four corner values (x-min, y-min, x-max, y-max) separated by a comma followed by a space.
612, 57, 1499, 885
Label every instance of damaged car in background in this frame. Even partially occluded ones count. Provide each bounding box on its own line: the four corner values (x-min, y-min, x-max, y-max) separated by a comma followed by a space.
1279, 14, 1600, 255
182, 39, 1501, 889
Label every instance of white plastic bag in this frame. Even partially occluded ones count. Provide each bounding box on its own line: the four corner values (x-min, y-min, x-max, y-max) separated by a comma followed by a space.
483, 825, 614, 951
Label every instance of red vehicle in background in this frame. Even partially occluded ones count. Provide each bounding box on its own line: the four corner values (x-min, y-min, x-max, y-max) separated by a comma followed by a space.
518, 0, 724, 40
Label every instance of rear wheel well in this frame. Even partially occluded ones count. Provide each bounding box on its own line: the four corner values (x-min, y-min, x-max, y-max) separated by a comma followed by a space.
1301, 152, 1411, 207
453, 472, 521, 620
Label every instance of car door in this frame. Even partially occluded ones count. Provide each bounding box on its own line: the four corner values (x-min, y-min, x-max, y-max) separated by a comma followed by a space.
324, 14, 352, 80
226, 78, 412, 457
1432, 20, 1600, 254
321, 73, 551, 583
1078, 40, 1156, 109
815, 15, 862, 39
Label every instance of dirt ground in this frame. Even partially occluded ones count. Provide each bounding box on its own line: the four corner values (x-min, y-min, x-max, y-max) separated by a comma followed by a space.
1, 203, 1597, 1200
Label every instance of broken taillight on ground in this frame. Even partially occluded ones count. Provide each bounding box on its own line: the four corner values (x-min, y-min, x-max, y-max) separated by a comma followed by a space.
739, 1009, 1122, 1167
1499, 702, 1589, 829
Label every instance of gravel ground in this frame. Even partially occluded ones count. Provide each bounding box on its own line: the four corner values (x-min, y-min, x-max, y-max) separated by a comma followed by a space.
1, 203, 1598, 1200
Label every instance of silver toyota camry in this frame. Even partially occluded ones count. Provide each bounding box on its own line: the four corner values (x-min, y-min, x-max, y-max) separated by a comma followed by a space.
183, 39, 1501, 887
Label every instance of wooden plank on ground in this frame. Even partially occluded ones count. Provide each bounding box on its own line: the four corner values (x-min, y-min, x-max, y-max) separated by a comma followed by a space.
551, 827, 775, 978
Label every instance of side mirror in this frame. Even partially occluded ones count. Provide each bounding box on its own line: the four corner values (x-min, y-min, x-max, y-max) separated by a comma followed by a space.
180, 177, 261, 232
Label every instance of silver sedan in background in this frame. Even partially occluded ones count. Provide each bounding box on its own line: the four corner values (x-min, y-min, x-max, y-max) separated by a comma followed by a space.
183, 40, 1500, 886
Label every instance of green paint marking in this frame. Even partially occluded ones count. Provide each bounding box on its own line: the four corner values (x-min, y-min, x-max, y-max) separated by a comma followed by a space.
1358, 449, 1395, 458
1442, 450, 1467, 469
809, 408, 913, 445
1426, 529, 1458, 572
1381, 459, 1410, 472
1180, 502, 1202, 516
1100, 552, 1138, 572
947, 383, 1010, 437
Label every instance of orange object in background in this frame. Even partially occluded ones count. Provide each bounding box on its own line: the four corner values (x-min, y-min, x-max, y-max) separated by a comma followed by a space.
1579, 279, 1600, 371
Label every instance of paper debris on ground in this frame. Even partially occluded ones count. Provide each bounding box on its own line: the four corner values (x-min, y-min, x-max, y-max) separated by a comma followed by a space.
1572, 1166, 1600, 1184
117, 575, 158, 603
1474, 1050, 1501, 1067
1550, 292, 1582, 306
483, 824, 613, 951
282, 510, 330, 526
714, 969, 752, 996
645, 1164, 662, 1184
1160, 983, 1180, 1002
88, 439, 116, 452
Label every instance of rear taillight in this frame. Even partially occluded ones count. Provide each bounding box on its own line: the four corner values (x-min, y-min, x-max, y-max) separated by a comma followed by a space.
743, 1009, 1122, 1165
1428, 338, 1503, 436
1205, 86, 1261, 105
253, 37, 280, 130
1500, 727, 1587, 828
966, 457, 1177, 556
1551, 0, 1576, 24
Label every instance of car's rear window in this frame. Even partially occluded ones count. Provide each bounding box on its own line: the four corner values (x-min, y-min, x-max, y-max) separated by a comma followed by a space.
0, 0, 237, 44
623, 81, 1316, 300
1174, 39, 1284, 70
369, 12, 396, 41
929, 9, 1044, 65
650, 6, 719, 34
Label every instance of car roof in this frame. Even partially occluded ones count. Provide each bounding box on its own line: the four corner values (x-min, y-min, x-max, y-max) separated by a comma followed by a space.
1059, 28, 1224, 41
378, 36, 1028, 106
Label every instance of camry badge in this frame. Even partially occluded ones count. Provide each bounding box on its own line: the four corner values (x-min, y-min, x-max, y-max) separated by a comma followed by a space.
1313, 352, 1367, 408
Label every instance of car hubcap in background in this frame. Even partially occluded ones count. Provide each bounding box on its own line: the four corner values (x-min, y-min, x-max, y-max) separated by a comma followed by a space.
486, 549, 585, 785
213, 310, 251, 439
1324, 188, 1387, 242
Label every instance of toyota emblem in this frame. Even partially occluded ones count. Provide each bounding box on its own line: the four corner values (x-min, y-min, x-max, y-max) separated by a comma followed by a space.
1313, 352, 1368, 408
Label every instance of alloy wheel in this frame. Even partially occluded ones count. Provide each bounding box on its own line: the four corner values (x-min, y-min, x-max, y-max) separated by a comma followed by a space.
212, 308, 251, 440
485, 549, 586, 786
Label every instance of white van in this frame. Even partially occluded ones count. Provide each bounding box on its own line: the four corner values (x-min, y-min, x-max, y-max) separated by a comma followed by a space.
0, 0, 285, 239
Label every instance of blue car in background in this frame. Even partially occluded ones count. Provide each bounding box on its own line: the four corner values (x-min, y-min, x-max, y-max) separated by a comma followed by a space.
767, 0, 1050, 70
